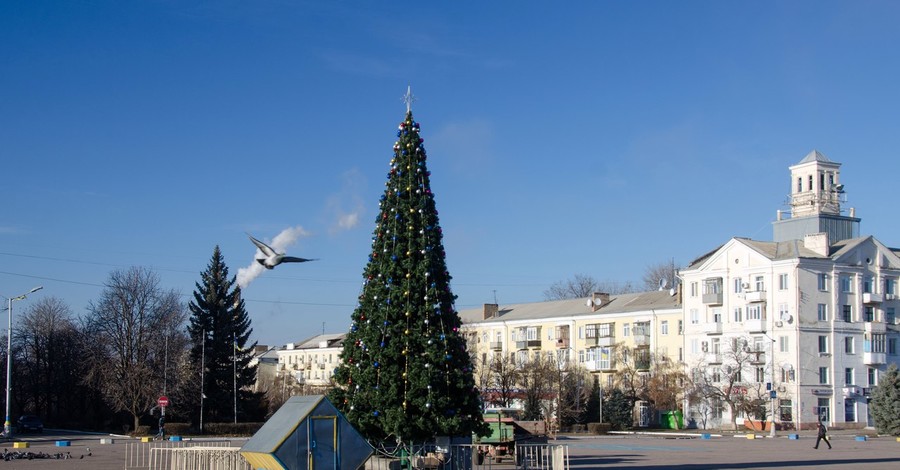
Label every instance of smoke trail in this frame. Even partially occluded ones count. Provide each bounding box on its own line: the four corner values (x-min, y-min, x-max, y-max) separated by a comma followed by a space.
237, 226, 310, 288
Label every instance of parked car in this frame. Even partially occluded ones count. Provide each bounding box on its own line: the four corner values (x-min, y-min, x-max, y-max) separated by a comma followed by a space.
16, 415, 43, 433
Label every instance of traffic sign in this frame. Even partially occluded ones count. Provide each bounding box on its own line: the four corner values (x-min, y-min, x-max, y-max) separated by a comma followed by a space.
158, 396, 169, 407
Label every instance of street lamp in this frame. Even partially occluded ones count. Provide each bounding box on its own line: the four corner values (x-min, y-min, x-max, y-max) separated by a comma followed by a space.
3, 286, 43, 438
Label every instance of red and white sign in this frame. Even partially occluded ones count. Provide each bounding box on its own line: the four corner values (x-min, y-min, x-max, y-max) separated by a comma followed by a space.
158, 396, 170, 408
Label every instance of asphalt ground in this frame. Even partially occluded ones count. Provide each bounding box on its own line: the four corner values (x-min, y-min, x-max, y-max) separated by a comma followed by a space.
0, 429, 896, 469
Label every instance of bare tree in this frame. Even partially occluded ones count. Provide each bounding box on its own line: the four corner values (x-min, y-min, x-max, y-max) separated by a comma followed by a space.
83, 267, 186, 432
641, 259, 679, 292
687, 336, 762, 430
487, 353, 521, 408
544, 274, 635, 300
15, 297, 88, 424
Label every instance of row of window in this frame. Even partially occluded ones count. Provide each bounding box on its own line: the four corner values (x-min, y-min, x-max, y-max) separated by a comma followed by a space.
819, 366, 880, 386
693, 273, 899, 296
816, 334, 893, 354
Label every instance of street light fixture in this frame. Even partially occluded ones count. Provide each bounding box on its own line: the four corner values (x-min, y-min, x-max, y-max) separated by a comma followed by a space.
3, 286, 43, 438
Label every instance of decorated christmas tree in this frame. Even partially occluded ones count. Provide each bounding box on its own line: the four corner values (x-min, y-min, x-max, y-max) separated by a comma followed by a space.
331, 94, 486, 445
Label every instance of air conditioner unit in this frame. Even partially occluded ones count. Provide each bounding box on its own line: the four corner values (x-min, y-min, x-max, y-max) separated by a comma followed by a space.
701, 341, 709, 352
886, 294, 897, 301
775, 321, 783, 327
777, 385, 786, 393
741, 282, 751, 290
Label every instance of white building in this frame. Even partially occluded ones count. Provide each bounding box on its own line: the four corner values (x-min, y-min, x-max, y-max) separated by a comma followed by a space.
275, 333, 346, 391
681, 150, 899, 430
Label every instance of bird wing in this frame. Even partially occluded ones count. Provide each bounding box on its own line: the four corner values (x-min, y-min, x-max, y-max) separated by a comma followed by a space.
248, 234, 278, 257
281, 256, 319, 263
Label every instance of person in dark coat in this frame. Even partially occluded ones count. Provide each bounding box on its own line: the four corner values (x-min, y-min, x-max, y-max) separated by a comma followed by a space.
814, 421, 831, 449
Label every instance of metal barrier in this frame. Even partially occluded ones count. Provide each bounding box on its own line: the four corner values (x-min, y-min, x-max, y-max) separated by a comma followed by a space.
124, 439, 241, 470
362, 444, 568, 470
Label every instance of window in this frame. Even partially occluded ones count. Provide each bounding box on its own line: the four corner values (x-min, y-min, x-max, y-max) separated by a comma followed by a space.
887, 307, 895, 324
796, 177, 802, 193
866, 333, 886, 353
845, 336, 855, 354
780, 399, 793, 421
712, 308, 722, 323
844, 399, 856, 423
886, 278, 896, 296
733, 307, 743, 323
818, 367, 829, 384
597, 323, 613, 338
578, 350, 585, 363
779, 273, 789, 290
690, 282, 698, 297
678, 320, 683, 335
818, 336, 828, 354
817, 398, 830, 422
598, 348, 612, 370
868, 368, 877, 386
840, 275, 853, 293
889, 338, 897, 355
863, 276, 873, 294
817, 304, 828, 321
845, 368, 854, 385
690, 338, 699, 354
747, 304, 763, 320
779, 336, 789, 353
690, 309, 699, 324
734, 278, 743, 293
842, 305, 853, 322
578, 326, 584, 339
526, 327, 538, 340
755, 276, 765, 292
756, 366, 765, 383
661, 320, 669, 335
778, 303, 789, 321
818, 273, 829, 291
864, 306, 874, 322
808, 175, 813, 191
711, 338, 721, 354
623, 323, 630, 337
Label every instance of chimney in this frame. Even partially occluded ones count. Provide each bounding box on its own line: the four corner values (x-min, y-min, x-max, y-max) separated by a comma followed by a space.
483, 303, 499, 319
591, 292, 610, 312
803, 232, 830, 257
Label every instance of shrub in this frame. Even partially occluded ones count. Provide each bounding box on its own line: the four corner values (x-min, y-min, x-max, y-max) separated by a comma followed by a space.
202, 422, 264, 436
587, 422, 612, 435
132, 425, 151, 436
166, 422, 192, 436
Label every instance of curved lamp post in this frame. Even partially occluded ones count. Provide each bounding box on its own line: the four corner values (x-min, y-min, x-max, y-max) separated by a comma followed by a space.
3, 286, 43, 437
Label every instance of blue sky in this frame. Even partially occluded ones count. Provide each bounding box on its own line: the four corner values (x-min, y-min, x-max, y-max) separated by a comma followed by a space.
3, 1, 900, 347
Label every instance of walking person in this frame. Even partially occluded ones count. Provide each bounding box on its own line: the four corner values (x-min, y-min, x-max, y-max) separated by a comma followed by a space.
155, 416, 165, 441
814, 421, 831, 449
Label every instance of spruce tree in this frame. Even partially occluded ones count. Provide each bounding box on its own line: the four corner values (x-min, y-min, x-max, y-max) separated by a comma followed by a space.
188, 246, 263, 423
331, 105, 486, 445
870, 364, 900, 436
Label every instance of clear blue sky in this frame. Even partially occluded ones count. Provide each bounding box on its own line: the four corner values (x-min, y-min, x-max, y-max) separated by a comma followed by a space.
3, 1, 899, 347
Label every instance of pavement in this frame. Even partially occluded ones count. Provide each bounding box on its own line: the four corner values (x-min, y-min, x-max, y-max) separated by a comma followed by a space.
0, 429, 895, 469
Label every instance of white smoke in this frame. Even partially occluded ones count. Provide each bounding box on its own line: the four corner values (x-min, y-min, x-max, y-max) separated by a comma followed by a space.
327, 168, 365, 234
237, 226, 310, 288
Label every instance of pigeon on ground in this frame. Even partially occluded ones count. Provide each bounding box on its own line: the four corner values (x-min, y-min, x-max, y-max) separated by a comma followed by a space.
248, 234, 318, 269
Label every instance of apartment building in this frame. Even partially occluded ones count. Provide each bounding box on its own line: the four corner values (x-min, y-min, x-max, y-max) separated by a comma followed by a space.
274, 333, 346, 391
680, 150, 900, 430
459, 290, 682, 424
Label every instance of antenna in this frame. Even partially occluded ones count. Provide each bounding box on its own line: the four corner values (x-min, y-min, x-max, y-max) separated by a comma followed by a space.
492, 289, 498, 304
322, 322, 325, 335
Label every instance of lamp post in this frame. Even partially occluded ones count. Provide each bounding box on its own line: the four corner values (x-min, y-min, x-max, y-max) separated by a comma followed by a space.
3, 286, 43, 438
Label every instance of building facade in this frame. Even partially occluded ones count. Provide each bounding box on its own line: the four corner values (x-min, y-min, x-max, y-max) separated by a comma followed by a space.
681, 150, 899, 430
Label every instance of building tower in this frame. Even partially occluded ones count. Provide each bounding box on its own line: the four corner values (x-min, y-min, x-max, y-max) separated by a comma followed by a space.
773, 150, 860, 243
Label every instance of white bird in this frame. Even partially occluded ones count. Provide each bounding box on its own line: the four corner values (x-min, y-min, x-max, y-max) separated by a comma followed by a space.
248, 234, 318, 269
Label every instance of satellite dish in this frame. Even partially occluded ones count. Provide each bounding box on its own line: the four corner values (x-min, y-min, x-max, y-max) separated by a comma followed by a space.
658, 278, 668, 290
586, 298, 593, 307
669, 288, 676, 296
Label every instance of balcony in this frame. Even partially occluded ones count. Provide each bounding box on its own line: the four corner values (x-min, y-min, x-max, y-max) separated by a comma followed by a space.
294, 372, 306, 384
584, 360, 615, 372
516, 340, 542, 350
745, 318, 767, 333
745, 291, 767, 303
864, 352, 886, 365
702, 292, 723, 305
704, 323, 723, 334
863, 292, 884, 304
586, 335, 615, 347
296, 363, 306, 370
556, 337, 570, 348
864, 321, 886, 334
490, 341, 503, 351
317, 362, 327, 369
707, 353, 722, 364
749, 351, 766, 364
635, 360, 651, 371
633, 334, 650, 346
842, 386, 861, 398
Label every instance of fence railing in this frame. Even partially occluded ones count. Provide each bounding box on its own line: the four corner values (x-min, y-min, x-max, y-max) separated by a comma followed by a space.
363, 444, 568, 470
124, 439, 243, 470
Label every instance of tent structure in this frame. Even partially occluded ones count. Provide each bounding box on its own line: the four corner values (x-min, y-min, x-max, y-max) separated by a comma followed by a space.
241, 395, 372, 470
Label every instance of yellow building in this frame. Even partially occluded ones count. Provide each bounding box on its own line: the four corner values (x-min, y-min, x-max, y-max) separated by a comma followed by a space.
459, 290, 682, 424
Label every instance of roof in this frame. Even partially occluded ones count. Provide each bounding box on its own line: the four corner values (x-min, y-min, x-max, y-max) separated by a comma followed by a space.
286, 333, 346, 350
798, 149, 833, 164
459, 290, 680, 325
738, 237, 827, 260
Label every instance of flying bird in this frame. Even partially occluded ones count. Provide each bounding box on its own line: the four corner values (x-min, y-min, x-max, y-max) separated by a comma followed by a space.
248, 234, 318, 269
